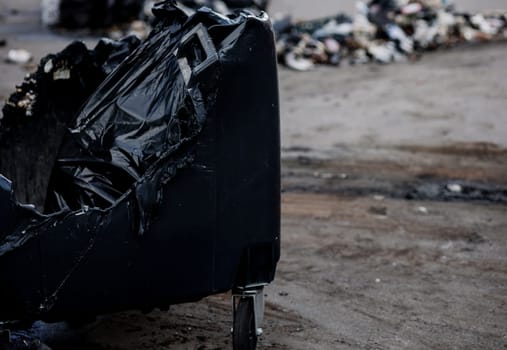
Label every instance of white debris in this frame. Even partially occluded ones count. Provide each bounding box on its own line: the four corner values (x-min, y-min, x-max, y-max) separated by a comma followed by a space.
417, 206, 429, 214
401, 3, 423, 15
44, 59, 54, 73
447, 183, 463, 193
314, 20, 353, 39
53, 68, 71, 80
284, 51, 315, 71
313, 172, 334, 180
367, 43, 395, 64
7, 49, 32, 64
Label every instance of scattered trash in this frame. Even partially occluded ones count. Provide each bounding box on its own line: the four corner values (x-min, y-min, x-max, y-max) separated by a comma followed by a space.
417, 206, 428, 214
407, 181, 507, 204
447, 183, 463, 193
6, 49, 32, 64
375, 278, 381, 283
274, 1, 507, 70
313, 171, 334, 179
373, 195, 385, 201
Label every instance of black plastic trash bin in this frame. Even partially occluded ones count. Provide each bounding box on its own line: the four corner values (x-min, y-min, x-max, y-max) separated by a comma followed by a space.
0, 2, 280, 349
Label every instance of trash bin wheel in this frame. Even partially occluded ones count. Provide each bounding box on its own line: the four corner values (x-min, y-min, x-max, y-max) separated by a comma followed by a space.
233, 297, 257, 350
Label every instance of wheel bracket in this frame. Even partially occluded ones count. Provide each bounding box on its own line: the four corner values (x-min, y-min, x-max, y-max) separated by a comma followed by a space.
232, 285, 265, 336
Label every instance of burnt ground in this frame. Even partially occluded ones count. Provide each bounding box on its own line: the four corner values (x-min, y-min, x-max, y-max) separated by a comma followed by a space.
1, 1, 507, 349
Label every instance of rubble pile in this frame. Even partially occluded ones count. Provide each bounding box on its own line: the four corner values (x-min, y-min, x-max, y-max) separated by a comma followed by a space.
274, 0, 507, 70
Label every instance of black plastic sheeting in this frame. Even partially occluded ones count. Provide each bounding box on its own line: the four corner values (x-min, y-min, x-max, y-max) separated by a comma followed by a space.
0, 0, 280, 323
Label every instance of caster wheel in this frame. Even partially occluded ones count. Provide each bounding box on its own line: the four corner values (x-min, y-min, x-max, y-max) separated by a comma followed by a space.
233, 298, 257, 350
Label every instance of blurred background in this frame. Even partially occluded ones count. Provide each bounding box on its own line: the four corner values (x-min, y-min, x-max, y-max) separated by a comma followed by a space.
270, 0, 506, 18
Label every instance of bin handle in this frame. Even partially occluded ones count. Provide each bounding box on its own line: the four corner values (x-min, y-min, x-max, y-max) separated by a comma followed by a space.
177, 23, 219, 85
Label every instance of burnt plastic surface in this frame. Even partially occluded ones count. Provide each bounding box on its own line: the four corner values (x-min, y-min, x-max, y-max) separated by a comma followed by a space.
0, 1, 279, 322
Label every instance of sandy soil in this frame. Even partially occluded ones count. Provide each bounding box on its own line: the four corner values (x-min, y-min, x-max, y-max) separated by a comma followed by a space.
1, 1, 507, 349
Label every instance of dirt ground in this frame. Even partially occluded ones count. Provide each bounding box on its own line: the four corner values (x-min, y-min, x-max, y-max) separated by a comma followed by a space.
1, 1, 507, 349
